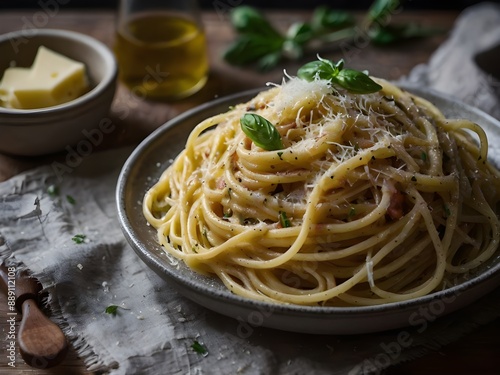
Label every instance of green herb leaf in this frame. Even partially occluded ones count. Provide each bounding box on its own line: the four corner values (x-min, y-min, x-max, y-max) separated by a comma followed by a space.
191, 340, 208, 355
279, 211, 291, 228
47, 184, 59, 197
240, 113, 283, 151
333, 69, 383, 94
312, 6, 355, 31
223, 208, 233, 219
298, 57, 382, 94
369, 23, 443, 45
367, 0, 400, 25
348, 206, 356, 218
105, 305, 119, 315
297, 58, 338, 81
72, 234, 86, 244
224, 34, 283, 66
282, 22, 314, 61
223, 3, 436, 70
230, 6, 281, 38
66, 195, 76, 205
287, 22, 314, 46
224, 6, 285, 70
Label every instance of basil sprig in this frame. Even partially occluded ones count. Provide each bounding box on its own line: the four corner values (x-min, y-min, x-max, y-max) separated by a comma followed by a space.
224, 6, 354, 71
298, 57, 382, 94
240, 113, 283, 151
224, 1, 440, 71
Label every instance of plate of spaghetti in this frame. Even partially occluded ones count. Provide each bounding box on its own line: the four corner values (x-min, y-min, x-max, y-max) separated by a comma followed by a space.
117, 58, 500, 334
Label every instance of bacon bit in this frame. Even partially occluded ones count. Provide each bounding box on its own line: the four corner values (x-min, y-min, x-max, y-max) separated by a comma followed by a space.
387, 189, 405, 220
255, 101, 267, 110
243, 137, 252, 149
216, 178, 226, 190
212, 203, 224, 218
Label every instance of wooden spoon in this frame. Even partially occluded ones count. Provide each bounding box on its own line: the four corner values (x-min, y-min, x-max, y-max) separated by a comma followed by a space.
0, 264, 68, 368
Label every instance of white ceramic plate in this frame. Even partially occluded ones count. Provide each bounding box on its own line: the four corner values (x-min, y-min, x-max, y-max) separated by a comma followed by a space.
116, 85, 500, 334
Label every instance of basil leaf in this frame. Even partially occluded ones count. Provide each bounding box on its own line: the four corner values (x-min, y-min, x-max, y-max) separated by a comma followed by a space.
333, 69, 383, 94
240, 113, 283, 151
332, 58, 344, 71
368, 0, 401, 24
312, 6, 355, 31
287, 22, 314, 46
298, 57, 382, 94
224, 35, 283, 66
230, 6, 281, 38
297, 59, 336, 81
369, 23, 442, 45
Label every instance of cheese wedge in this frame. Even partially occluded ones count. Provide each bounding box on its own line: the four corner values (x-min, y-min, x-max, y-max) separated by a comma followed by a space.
0, 46, 89, 109
0, 67, 29, 108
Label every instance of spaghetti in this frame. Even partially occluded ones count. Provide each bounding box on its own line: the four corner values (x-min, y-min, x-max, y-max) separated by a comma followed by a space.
143, 73, 500, 306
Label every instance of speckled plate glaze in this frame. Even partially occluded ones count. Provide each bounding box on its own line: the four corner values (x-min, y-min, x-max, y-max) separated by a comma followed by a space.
117, 85, 500, 334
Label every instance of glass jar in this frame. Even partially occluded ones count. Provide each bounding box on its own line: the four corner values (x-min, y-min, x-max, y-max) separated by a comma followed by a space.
114, 0, 209, 100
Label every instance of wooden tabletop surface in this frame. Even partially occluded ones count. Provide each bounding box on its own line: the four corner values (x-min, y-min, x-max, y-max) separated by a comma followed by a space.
0, 8, 499, 375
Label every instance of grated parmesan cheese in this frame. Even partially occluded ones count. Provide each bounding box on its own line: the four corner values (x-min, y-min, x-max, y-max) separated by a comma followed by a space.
273, 77, 332, 118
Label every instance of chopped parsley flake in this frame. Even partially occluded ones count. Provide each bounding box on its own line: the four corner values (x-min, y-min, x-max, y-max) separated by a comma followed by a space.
105, 305, 119, 316
279, 211, 291, 228
348, 206, 356, 218
66, 195, 76, 204
223, 209, 233, 219
191, 340, 208, 355
47, 184, 59, 197
72, 234, 86, 244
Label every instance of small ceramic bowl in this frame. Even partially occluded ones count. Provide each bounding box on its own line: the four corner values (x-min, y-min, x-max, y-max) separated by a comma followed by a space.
0, 29, 117, 156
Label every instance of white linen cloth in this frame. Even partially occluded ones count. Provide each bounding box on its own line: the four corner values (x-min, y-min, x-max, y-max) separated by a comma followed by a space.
1, 3, 500, 374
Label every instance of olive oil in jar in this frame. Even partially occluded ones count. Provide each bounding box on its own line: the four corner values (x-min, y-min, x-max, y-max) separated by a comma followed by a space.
115, 13, 208, 100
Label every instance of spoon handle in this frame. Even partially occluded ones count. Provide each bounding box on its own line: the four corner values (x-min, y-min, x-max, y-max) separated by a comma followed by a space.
0, 264, 68, 368
0, 264, 40, 310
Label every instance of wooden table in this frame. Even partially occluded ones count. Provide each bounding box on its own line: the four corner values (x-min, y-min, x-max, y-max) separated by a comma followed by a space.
0, 8, 499, 375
